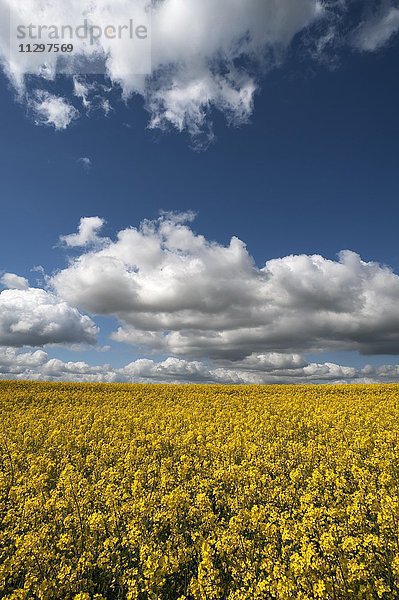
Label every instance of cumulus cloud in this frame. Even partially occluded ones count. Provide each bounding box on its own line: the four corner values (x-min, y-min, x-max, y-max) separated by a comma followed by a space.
1, 272, 29, 290
0, 287, 98, 347
52, 213, 399, 361
4, 0, 390, 140
0, 347, 48, 376
30, 91, 79, 130
118, 354, 360, 384
60, 217, 106, 248
2, 214, 399, 383
0, 346, 398, 384
1, 1, 397, 139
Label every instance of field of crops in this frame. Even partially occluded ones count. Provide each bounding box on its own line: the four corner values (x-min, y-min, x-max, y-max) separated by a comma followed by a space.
1, 381, 399, 599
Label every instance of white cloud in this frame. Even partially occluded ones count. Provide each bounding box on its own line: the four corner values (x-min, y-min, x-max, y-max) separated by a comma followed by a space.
73, 78, 113, 115
2, 214, 398, 384
41, 357, 117, 382
59, 217, 106, 248
0, 0, 325, 139
0, 346, 399, 384
52, 213, 399, 361
0, 347, 47, 374
74, 78, 91, 109
0, 287, 98, 347
354, 4, 399, 51
1, 272, 29, 290
78, 157, 92, 169
1, 1, 397, 139
30, 91, 79, 130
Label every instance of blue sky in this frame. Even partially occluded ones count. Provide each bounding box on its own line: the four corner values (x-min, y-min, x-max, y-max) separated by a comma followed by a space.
1, 0, 399, 383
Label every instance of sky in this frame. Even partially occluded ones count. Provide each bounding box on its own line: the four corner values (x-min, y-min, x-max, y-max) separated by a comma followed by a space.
1, 0, 399, 384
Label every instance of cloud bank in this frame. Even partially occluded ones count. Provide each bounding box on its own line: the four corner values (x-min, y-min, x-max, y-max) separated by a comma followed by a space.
1, 1, 399, 139
0, 348, 399, 385
2, 213, 399, 383
1, 346, 398, 385
52, 214, 399, 361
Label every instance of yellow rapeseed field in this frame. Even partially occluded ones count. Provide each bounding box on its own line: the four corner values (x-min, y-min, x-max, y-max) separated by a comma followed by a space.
1, 381, 399, 599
